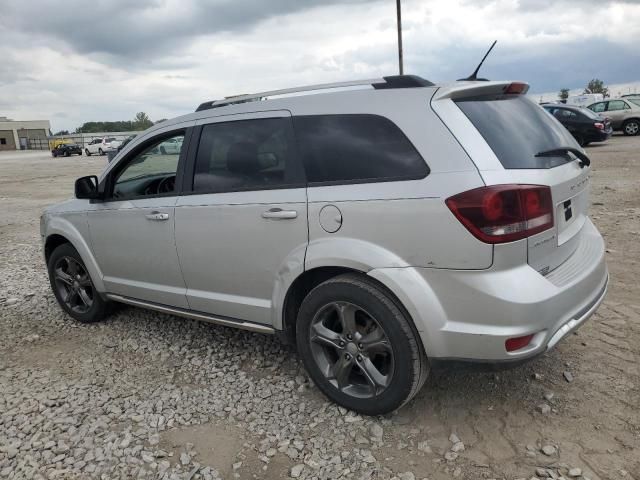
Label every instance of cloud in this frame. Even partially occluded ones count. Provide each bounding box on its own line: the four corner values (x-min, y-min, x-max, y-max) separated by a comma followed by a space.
0, 0, 639, 132
1, 0, 372, 59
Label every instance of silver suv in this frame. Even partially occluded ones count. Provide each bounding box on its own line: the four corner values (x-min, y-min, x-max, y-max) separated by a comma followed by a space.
41, 76, 609, 415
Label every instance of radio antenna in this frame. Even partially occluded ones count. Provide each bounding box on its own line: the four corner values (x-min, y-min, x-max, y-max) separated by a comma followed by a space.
458, 40, 497, 81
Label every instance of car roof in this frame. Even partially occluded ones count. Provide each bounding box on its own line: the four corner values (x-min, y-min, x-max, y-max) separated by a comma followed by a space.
542, 104, 584, 111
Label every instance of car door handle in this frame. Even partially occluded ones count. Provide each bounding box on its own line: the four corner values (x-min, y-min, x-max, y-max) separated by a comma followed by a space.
261, 208, 297, 220
145, 211, 170, 221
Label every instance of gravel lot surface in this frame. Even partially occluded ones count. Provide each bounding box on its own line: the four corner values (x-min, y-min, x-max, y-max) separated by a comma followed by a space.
1, 138, 638, 480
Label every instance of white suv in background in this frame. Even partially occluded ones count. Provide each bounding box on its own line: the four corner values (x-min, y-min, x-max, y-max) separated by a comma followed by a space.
41, 75, 608, 414
84, 137, 121, 156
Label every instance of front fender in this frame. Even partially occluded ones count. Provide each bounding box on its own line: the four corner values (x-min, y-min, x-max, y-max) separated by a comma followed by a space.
44, 214, 106, 293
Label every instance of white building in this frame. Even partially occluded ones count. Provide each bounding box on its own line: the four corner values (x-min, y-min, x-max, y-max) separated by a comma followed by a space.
0, 117, 51, 151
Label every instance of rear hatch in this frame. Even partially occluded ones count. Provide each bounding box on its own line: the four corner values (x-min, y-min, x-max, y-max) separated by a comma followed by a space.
433, 82, 590, 274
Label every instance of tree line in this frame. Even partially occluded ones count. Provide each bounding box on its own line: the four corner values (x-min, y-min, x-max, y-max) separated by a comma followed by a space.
558, 78, 609, 102
54, 112, 168, 136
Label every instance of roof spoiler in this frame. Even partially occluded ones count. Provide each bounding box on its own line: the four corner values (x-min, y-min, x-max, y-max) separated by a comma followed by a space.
433, 81, 530, 101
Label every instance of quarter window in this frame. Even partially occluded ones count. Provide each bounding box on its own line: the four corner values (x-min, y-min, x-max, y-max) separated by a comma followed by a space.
112, 133, 185, 199
293, 114, 428, 184
193, 118, 300, 193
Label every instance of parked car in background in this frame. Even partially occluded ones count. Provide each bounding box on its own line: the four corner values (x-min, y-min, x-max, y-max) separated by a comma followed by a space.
588, 99, 640, 136
85, 137, 122, 156
51, 143, 82, 157
117, 135, 137, 152
41, 76, 608, 415
151, 136, 183, 155
542, 104, 612, 146
566, 93, 603, 107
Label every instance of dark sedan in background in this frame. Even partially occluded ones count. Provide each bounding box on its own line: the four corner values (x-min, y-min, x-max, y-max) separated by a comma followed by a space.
51, 143, 83, 157
542, 104, 612, 146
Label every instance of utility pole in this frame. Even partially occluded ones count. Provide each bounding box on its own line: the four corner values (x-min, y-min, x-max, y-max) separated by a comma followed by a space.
396, 0, 404, 75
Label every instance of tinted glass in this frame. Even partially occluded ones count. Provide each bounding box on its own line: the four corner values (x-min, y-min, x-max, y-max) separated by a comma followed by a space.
456, 96, 579, 169
113, 133, 184, 199
293, 114, 428, 184
578, 107, 602, 120
630, 99, 640, 108
193, 118, 299, 193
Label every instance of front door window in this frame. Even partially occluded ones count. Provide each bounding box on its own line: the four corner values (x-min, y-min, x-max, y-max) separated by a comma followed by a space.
112, 133, 184, 199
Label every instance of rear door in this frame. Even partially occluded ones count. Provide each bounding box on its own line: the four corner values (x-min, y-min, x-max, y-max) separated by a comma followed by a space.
174, 111, 307, 325
605, 100, 631, 129
433, 86, 590, 275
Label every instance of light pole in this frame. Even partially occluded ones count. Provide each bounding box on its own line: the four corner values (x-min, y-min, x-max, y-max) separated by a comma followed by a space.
396, 0, 404, 75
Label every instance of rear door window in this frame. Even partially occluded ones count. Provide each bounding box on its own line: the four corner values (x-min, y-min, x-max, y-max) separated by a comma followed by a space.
590, 102, 606, 113
607, 100, 629, 111
293, 114, 428, 184
192, 117, 302, 193
455, 96, 579, 169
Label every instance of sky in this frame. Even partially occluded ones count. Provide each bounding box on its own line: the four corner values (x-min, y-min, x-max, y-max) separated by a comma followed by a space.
1, 0, 639, 133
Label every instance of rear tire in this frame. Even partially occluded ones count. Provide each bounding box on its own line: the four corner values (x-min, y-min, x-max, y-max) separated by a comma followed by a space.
623, 119, 639, 136
296, 273, 428, 415
47, 243, 109, 323
574, 134, 586, 147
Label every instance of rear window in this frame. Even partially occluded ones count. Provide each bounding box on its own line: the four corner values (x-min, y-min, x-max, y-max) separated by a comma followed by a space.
578, 107, 602, 120
293, 114, 428, 184
456, 96, 579, 169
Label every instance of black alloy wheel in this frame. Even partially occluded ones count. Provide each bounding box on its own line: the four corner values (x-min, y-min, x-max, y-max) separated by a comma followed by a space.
47, 243, 110, 323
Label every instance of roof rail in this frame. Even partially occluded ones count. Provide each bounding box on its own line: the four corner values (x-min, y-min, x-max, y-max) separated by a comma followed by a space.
195, 75, 434, 112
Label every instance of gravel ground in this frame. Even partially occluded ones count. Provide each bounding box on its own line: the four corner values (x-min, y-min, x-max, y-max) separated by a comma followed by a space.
1, 138, 638, 480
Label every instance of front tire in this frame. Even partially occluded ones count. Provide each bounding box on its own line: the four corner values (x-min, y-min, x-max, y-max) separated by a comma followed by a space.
98, 148, 104, 155
85, 149, 91, 156
623, 119, 639, 136
47, 243, 109, 323
296, 274, 428, 415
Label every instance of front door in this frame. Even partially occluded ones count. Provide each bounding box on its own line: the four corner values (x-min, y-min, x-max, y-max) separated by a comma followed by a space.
174, 112, 308, 325
87, 128, 191, 308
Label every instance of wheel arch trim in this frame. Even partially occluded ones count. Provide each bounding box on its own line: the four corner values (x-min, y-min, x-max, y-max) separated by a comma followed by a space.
44, 217, 106, 292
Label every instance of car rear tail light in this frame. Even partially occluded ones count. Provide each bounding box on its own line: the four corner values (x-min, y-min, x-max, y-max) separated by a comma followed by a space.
446, 185, 554, 243
594, 122, 605, 130
505, 334, 535, 352
503, 82, 528, 95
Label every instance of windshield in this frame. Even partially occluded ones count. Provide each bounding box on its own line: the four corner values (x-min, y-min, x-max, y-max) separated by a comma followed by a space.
456, 95, 580, 169
629, 99, 640, 108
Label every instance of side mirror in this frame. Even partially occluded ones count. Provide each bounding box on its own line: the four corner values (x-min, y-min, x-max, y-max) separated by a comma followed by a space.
75, 175, 100, 200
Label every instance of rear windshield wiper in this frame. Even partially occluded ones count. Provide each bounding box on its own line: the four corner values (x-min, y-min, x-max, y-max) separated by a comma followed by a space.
535, 147, 591, 168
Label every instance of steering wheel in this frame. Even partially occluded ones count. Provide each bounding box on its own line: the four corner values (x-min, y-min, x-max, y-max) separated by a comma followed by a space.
157, 176, 175, 194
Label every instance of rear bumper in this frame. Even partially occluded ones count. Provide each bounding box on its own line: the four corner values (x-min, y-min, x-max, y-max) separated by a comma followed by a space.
369, 218, 608, 362
586, 129, 612, 142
